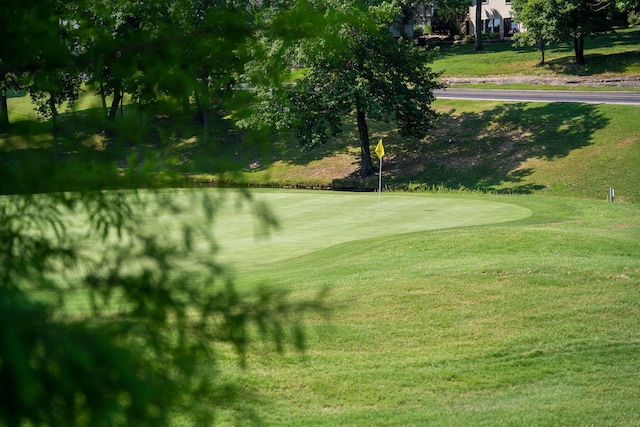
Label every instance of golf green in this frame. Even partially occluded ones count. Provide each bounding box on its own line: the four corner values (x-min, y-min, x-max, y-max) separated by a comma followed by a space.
155, 189, 533, 265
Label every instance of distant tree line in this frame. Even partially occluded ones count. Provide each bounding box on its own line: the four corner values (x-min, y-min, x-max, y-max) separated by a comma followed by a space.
0, 0, 268, 135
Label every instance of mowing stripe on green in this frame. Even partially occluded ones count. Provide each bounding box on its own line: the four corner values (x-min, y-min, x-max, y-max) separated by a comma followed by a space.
161, 189, 532, 265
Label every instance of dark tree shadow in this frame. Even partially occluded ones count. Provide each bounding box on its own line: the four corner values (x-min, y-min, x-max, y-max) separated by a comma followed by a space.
1, 92, 343, 193
0, 103, 203, 194
381, 102, 610, 193
544, 50, 640, 76
0, 92, 611, 195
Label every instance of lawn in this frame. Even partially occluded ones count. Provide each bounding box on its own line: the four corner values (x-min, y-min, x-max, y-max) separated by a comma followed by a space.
121, 189, 640, 426
431, 27, 640, 78
22, 187, 638, 425
3, 28, 639, 201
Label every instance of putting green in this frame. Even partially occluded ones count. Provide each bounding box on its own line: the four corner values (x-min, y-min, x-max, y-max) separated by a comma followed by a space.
167, 189, 532, 265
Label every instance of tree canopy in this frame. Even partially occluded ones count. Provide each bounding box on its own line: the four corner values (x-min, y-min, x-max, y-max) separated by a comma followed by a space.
242, 0, 443, 177
511, 0, 615, 65
511, 0, 560, 64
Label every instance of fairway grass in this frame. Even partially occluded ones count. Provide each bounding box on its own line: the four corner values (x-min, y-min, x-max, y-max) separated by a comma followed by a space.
10, 188, 639, 425
113, 189, 638, 426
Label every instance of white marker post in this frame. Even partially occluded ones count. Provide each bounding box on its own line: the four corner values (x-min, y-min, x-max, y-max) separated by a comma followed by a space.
375, 139, 385, 210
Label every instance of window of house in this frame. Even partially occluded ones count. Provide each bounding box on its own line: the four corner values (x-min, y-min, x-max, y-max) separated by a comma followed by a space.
504, 18, 513, 36
483, 18, 501, 33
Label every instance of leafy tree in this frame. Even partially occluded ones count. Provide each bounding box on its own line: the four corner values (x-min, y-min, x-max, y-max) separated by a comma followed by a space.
616, 0, 640, 13
173, 0, 252, 140
511, 0, 560, 64
432, 0, 473, 37
0, 0, 76, 130
244, 0, 442, 177
21, 2, 83, 128
0, 187, 324, 426
556, 0, 612, 65
512, 0, 613, 65
74, 0, 178, 123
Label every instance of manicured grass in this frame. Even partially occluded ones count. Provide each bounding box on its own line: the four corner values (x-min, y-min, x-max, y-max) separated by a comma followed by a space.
146, 189, 531, 266
34, 188, 639, 424
450, 83, 640, 91
423, 100, 640, 202
7, 96, 636, 202
127, 189, 639, 426
431, 27, 640, 78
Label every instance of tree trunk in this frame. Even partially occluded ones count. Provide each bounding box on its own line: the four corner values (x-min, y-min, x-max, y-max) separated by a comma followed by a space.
119, 90, 124, 118
182, 94, 191, 116
49, 93, 58, 133
0, 89, 8, 131
355, 97, 374, 177
574, 36, 585, 65
194, 85, 210, 144
108, 87, 122, 122
474, 0, 483, 51
540, 40, 546, 65
99, 81, 108, 120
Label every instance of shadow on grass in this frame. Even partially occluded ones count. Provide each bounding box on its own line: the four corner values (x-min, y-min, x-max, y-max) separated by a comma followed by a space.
434, 39, 516, 62
435, 28, 640, 77
544, 50, 640, 76
0, 94, 305, 193
0, 93, 611, 195
7, 89, 28, 98
0, 102, 208, 194
382, 102, 610, 193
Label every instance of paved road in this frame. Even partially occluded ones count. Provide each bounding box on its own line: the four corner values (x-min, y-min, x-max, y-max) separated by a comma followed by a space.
434, 88, 640, 105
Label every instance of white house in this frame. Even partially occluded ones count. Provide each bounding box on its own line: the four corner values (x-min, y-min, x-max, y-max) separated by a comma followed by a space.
468, 0, 520, 38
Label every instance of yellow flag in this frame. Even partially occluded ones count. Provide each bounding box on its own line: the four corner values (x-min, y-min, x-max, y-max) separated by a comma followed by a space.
375, 139, 385, 159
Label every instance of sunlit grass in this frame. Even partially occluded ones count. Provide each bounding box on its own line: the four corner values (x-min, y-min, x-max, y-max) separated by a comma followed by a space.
189, 191, 640, 426
432, 27, 640, 78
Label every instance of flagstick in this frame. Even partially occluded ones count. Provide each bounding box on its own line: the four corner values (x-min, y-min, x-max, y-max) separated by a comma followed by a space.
377, 157, 383, 211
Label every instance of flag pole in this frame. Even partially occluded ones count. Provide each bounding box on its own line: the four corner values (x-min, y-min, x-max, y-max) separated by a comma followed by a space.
378, 156, 382, 211
374, 139, 384, 211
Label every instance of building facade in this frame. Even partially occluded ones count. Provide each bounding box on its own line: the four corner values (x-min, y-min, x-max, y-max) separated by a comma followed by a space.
468, 0, 520, 38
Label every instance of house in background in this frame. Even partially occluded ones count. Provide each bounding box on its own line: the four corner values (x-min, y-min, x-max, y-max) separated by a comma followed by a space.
391, 4, 416, 38
468, 0, 520, 39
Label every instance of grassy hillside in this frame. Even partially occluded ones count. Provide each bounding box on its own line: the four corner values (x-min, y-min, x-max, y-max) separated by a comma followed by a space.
226, 28, 640, 199
2, 25, 639, 426
219, 99, 640, 203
